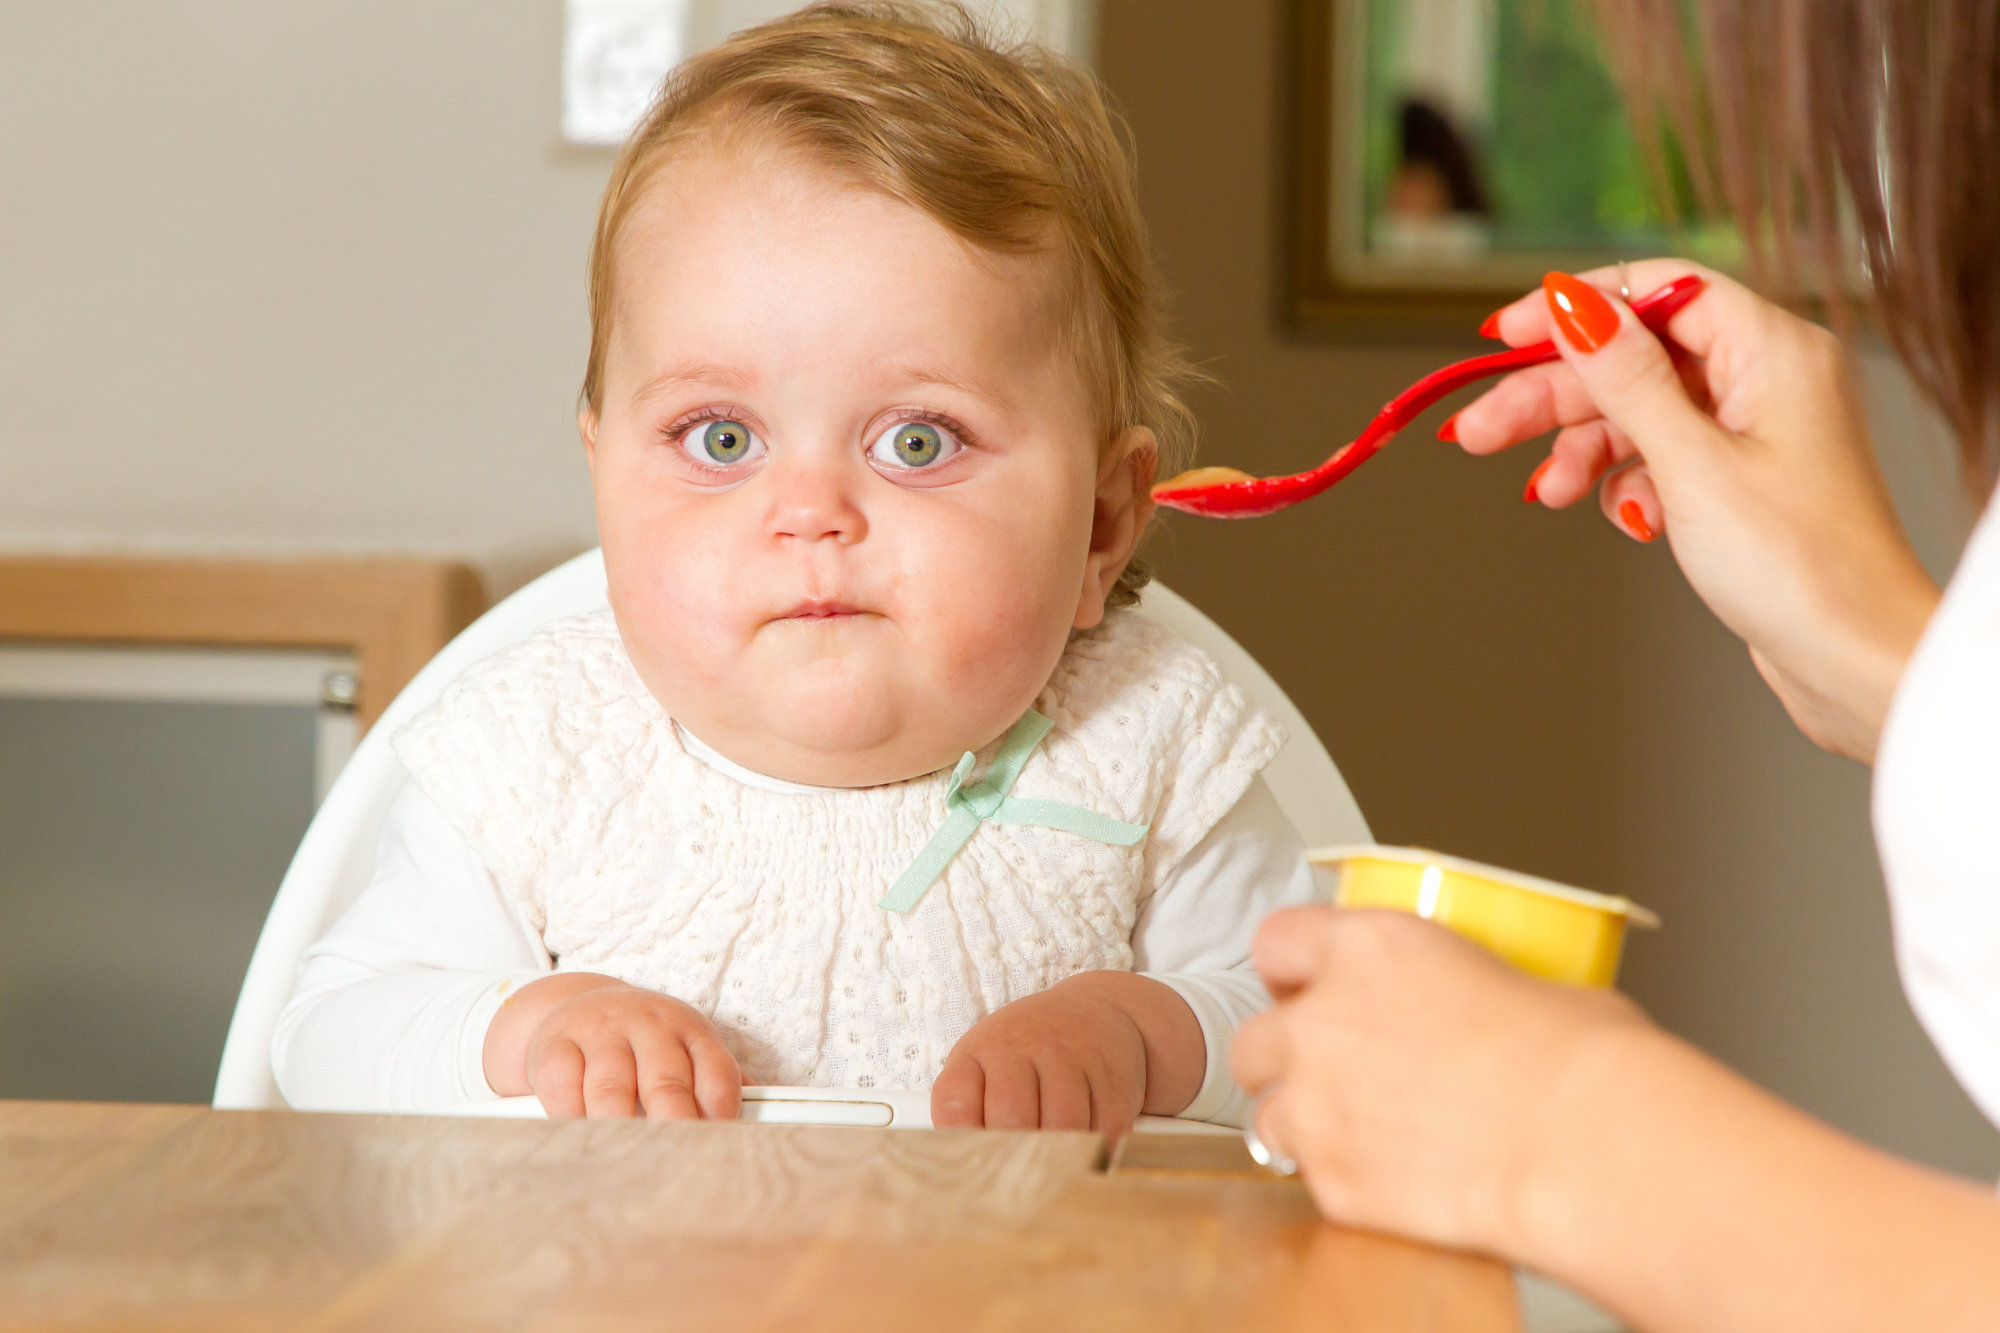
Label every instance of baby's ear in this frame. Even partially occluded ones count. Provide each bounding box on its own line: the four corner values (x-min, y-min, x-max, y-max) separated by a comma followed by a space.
578, 405, 601, 473
1074, 427, 1159, 630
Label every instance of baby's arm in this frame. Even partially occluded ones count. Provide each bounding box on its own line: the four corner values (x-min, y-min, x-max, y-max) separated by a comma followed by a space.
931, 776, 1316, 1134
1127, 775, 1320, 1126
273, 778, 741, 1118
272, 781, 551, 1109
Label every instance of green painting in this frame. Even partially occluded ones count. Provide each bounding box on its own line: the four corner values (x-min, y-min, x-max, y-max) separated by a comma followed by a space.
1299, 0, 1735, 322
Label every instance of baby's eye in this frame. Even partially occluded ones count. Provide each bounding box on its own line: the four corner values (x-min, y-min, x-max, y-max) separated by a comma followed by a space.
867, 420, 959, 470
680, 418, 763, 468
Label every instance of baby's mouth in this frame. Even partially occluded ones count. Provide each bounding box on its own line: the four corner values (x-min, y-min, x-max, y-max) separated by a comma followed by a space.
775, 599, 873, 623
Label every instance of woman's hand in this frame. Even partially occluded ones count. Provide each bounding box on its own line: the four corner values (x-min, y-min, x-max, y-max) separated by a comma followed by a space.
932, 971, 1204, 1138
1456, 261, 1939, 761
482, 972, 743, 1119
1235, 905, 2000, 1333
1232, 906, 1649, 1254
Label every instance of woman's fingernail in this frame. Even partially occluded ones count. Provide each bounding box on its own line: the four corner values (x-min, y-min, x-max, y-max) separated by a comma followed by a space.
1523, 457, 1554, 504
1618, 499, 1657, 542
1437, 413, 1459, 443
1478, 311, 1502, 339
1543, 272, 1620, 353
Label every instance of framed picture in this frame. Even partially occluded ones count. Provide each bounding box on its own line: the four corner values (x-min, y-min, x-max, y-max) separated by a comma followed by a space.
1287, 0, 1736, 334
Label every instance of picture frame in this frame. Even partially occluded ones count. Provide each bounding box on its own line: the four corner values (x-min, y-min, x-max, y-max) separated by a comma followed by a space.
1286, 0, 1734, 336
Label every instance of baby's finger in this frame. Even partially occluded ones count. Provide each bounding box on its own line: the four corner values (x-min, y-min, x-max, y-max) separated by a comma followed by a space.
1599, 465, 1664, 544
931, 1052, 986, 1128
629, 1026, 700, 1120
1038, 1064, 1092, 1131
1250, 905, 1341, 997
1089, 1080, 1139, 1143
529, 1037, 587, 1119
983, 1056, 1042, 1130
579, 1037, 641, 1119
690, 1035, 742, 1121
1530, 421, 1640, 510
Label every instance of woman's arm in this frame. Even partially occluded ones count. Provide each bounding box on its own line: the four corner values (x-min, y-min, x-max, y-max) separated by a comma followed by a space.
1526, 1014, 2000, 1333
1457, 262, 1939, 761
1233, 907, 2000, 1333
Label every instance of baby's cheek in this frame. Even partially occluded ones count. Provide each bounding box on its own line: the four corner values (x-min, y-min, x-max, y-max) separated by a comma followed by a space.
609, 543, 741, 680
915, 537, 1077, 697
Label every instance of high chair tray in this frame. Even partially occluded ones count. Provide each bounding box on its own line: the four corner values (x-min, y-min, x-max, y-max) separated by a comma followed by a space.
388, 1085, 1235, 1134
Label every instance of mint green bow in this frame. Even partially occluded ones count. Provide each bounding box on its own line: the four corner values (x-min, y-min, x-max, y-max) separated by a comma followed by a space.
878, 709, 1149, 914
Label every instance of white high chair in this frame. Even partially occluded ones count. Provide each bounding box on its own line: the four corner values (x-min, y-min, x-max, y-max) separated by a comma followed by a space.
212, 548, 1370, 1112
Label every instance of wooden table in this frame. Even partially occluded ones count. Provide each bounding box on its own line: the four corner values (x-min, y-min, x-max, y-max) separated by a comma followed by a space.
0, 1101, 1517, 1332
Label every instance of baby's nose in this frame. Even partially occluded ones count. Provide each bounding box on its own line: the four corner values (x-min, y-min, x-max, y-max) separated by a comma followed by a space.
763, 457, 869, 545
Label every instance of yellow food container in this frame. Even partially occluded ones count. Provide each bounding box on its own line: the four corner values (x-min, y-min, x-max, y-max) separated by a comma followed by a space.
1308, 845, 1660, 988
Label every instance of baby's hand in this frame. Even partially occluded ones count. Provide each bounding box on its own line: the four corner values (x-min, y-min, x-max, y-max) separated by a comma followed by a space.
931, 972, 1153, 1139
483, 973, 742, 1120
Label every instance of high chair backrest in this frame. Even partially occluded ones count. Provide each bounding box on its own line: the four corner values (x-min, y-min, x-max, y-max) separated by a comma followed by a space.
212, 549, 1369, 1109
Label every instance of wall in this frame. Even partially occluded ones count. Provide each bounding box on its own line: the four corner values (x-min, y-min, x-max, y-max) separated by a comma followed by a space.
2, 1, 1993, 1174
1, 5, 608, 588
1095, 0, 1996, 1175
0, 1, 1083, 593
1, 4, 605, 590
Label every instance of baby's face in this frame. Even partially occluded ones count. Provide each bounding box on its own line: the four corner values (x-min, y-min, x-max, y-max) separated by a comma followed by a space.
582, 139, 1151, 787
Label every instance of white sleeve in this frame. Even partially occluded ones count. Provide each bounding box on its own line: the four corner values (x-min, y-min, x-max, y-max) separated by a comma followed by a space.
270, 773, 551, 1111
1133, 775, 1321, 1127
1874, 504, 2000, 1131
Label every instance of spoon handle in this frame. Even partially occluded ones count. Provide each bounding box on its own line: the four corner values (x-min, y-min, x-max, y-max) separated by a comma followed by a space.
1155, 274, 1708, 518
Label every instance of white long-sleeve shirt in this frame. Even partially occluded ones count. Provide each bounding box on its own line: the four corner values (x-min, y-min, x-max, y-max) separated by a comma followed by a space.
273, 724, 1318, 1126
1876, 496, 2000, 1132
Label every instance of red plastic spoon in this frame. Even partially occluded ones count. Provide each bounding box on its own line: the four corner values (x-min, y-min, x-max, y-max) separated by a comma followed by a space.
1151, 274, 1707, 518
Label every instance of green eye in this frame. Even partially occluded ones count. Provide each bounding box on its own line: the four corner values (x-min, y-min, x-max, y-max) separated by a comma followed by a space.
867, 418, 962, 472
889, 423, 942, 467
700, 419, 754, 463
892, 424, 942, 466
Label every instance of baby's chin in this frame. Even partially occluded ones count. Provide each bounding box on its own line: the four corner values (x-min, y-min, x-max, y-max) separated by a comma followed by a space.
633, 620, 1057, 788
705, 706, 981, 789
644, 655, 952, 785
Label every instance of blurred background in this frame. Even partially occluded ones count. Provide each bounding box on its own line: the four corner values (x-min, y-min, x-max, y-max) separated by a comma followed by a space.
2, 0, 1993, 1181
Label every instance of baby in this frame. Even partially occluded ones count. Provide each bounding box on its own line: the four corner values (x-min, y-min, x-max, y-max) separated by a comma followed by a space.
273, 0, 1317, 1135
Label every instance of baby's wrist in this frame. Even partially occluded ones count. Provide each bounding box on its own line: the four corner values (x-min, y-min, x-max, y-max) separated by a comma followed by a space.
1050, 969, 1168, 1028
1054, 970, 1204, 1115
481, 972, 631, 1095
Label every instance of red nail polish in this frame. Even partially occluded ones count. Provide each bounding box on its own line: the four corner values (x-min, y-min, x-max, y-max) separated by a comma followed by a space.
1478, 311, 1502, 340
1543, 272, 1620, 353
1523, 457, 1553, 504
1619, 499, 1657, 542
1437, 413, 1459, 443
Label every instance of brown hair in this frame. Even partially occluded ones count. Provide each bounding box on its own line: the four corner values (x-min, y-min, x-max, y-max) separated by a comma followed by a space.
582, 1, 1197, 605
1590, 0, 2000, 491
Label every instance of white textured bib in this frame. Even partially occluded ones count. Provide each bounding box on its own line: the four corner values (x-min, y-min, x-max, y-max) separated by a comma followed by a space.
393, 607, 1281, 1088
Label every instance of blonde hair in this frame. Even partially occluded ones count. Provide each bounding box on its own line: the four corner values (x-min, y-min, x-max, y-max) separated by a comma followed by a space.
581, 1, 1198, 605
